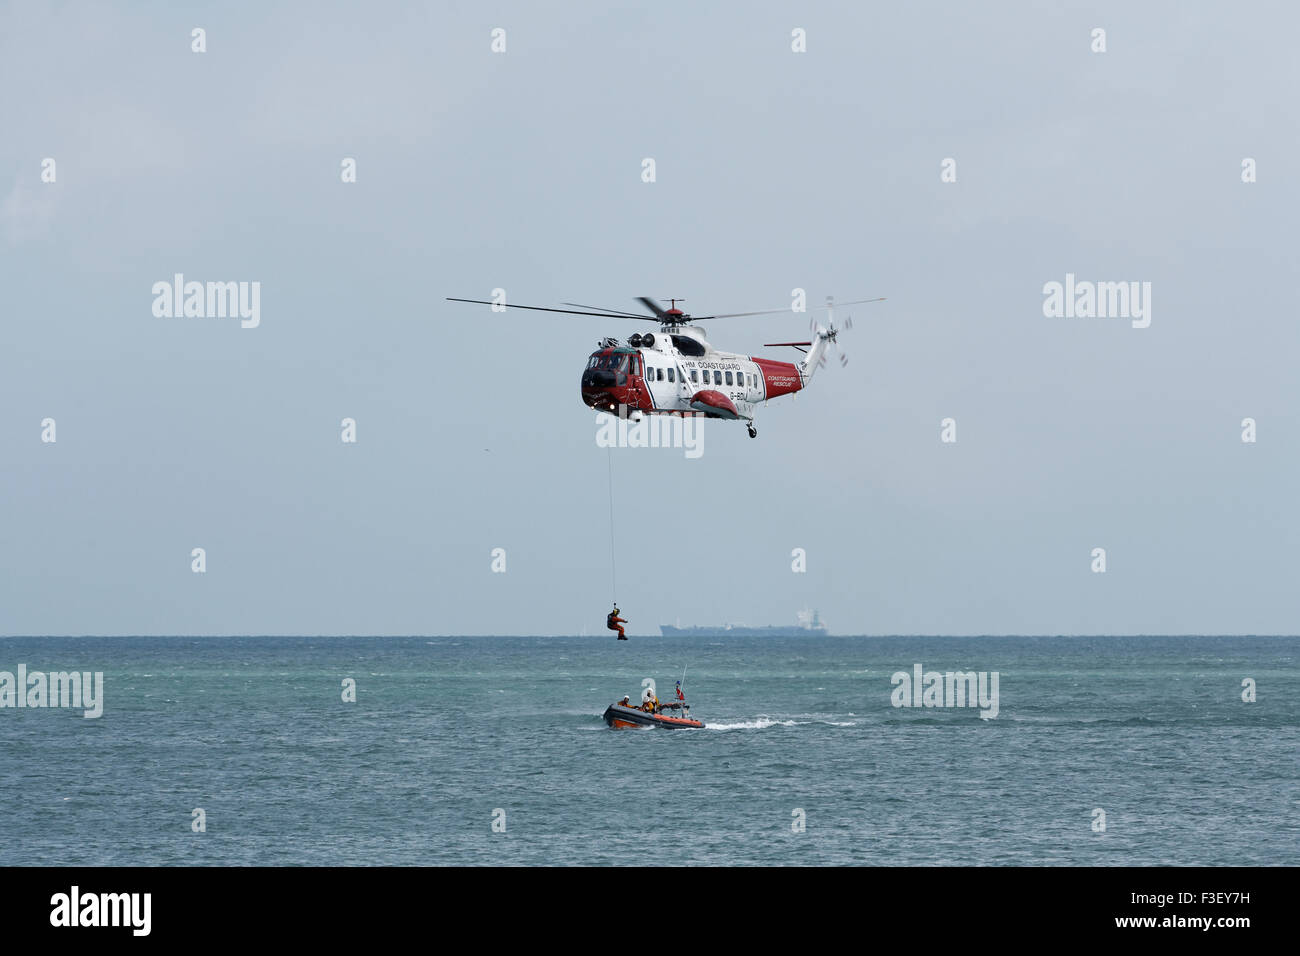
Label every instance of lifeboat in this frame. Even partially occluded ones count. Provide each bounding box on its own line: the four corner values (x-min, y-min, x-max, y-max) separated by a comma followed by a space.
603, 700, 704, 729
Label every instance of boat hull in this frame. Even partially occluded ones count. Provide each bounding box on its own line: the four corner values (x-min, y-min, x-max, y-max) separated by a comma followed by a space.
603, 703, 704, 729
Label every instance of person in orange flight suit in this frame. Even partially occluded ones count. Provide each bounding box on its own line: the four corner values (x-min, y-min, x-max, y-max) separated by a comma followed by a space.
607, 606, 627, 640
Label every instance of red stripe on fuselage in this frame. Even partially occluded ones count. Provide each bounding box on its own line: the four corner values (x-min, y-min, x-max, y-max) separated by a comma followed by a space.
752, 357, 802, 399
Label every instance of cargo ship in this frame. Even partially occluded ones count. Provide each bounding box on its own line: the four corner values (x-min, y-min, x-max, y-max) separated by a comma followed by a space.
659, 608, 829, 637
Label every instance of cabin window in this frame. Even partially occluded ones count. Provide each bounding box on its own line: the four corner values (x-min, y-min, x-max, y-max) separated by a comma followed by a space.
667, 368, 675, 383
713, 370, 722, 385
725, 371, 733, 386
690, 369, 698, 383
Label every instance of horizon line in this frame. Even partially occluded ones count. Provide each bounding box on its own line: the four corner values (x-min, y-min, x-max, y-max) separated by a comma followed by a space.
1, 633, 1296, 640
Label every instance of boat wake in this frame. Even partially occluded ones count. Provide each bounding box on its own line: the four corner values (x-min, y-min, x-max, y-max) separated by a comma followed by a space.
706, 717, 800, 731
706, 716, 859, 731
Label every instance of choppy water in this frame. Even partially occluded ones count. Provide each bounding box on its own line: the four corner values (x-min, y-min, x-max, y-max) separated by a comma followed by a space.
0, 635, 1295, 865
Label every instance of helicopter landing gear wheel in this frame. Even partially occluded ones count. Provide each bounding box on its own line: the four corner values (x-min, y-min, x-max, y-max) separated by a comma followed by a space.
747, 423, 757, 439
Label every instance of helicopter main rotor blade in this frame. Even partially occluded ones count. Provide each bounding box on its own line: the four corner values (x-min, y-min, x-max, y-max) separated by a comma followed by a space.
636, 296, 670, 319
561, 302, 648, 318
446, 298, 652, 320
694, 297, 886, 320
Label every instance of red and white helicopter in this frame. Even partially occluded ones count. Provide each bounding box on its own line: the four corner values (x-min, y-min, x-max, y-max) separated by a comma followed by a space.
446, 294, 884, 437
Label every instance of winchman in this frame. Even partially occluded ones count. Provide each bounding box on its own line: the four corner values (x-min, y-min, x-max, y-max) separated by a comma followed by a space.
607, 605, 627, 640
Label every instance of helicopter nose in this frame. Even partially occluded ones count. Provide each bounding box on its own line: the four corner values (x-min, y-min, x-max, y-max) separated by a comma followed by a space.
580, 368, 618, 409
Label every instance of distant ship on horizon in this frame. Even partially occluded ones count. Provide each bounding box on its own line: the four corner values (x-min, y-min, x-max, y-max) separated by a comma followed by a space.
660, 609, 829, 637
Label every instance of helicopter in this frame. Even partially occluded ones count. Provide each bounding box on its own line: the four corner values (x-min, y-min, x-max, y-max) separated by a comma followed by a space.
445, 294, 884, 437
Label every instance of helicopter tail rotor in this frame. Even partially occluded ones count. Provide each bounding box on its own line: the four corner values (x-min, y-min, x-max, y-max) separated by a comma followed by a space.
803, 297, 854, 378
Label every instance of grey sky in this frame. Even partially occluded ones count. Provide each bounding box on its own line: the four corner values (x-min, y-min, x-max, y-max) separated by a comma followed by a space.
2, 2, 1296, 635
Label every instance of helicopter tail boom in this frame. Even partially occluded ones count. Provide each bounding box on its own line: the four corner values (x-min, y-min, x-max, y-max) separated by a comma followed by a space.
801, 324, 842, 382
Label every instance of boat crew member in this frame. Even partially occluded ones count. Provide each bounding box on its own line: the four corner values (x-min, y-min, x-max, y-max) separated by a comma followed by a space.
607, 606, 627, 640
620, 695, 631, 707
675, 681, 685, 701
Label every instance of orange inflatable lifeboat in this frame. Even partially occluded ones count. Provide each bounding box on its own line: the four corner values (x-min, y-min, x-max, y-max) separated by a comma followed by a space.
603, 699, 704, 729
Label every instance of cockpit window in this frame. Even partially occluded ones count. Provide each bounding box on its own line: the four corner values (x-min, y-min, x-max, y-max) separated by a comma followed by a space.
588, 353, 631, 372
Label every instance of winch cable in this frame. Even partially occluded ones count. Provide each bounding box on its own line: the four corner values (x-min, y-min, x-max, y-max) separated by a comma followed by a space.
606, 446, 617, 605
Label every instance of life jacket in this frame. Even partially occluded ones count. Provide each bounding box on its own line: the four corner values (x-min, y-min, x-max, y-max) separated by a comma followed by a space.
607, 612, 618, 628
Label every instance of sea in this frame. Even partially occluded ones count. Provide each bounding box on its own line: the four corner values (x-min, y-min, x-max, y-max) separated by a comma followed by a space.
0, 635, 1295, 866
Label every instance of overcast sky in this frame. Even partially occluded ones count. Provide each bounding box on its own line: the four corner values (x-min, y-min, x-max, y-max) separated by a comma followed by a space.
2, 2, 1296, 636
